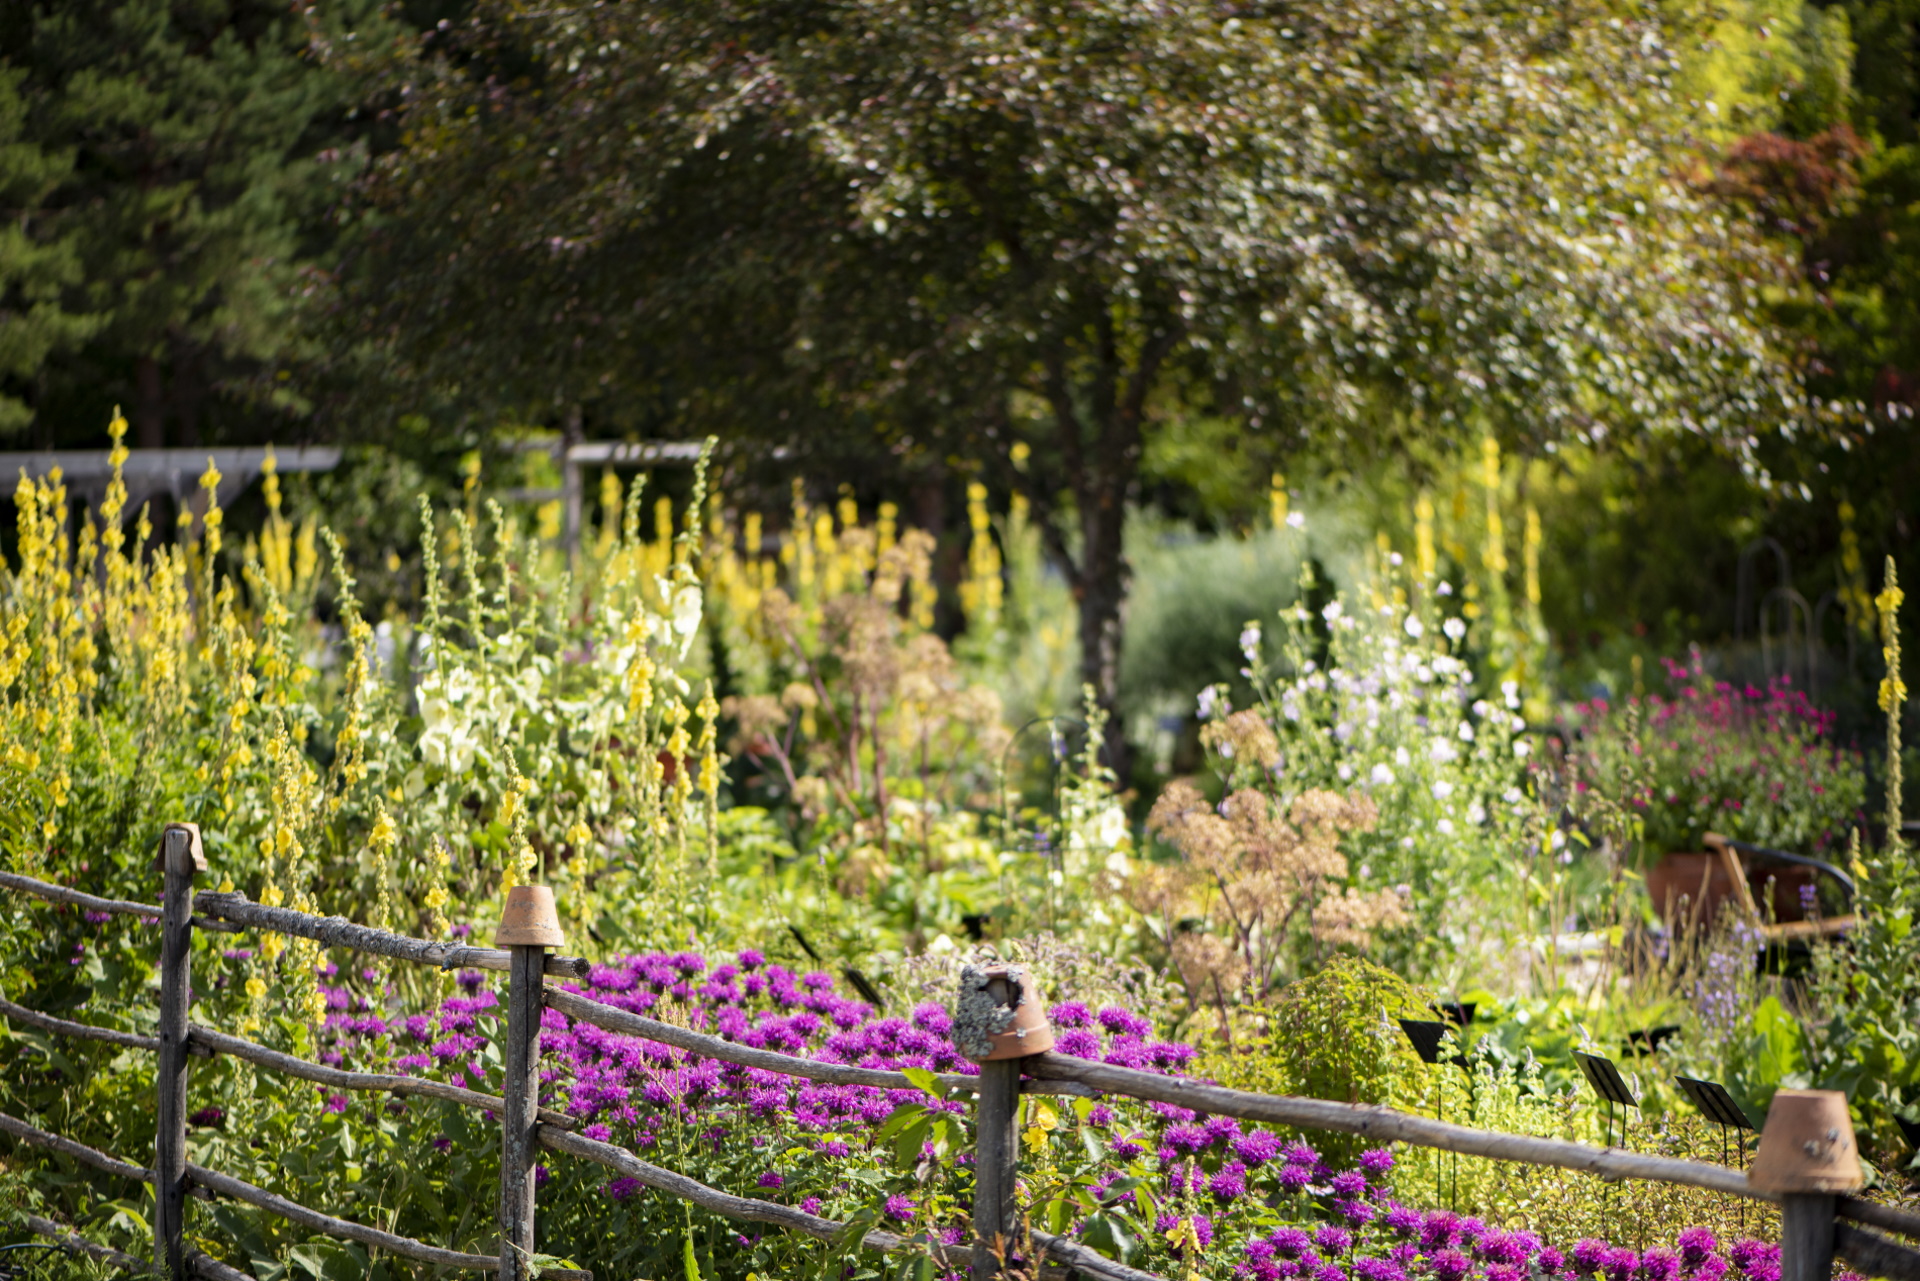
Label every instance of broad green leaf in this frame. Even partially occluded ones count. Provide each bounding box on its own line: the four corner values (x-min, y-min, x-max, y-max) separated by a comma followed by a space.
900, 1067, 946, 1099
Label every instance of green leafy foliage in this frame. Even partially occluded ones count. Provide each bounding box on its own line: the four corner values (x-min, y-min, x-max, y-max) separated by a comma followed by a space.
1243, 957, 1433, 1164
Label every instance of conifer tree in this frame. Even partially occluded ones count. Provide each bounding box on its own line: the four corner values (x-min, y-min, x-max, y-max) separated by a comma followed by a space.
0, 0, 393, 444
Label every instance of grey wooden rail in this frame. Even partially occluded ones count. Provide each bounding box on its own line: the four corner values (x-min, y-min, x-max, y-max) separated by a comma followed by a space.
1, 1109, 161, 1185
187, 1021, 582, 1130
22, 1213, 254, 1281
191, 889, 592, 980
542, 985, 1092, 1096
0, 990, 164, 1051
536, 1126, 1163, 1281
185, 1164, 503, 1271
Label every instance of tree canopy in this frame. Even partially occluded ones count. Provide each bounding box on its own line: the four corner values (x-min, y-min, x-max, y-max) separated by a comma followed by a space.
354, 0, 1813, 726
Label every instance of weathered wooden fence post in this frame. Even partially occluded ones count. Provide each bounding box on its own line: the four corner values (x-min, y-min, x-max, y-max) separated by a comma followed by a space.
155, 822, 205, 1280
952, 964, 1055, 1280
1750, 1089, 1861, 1281
497, 885, 565, 1281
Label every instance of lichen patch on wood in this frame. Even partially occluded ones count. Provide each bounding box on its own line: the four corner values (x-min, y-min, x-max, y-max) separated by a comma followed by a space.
952, 964, 1023, 1062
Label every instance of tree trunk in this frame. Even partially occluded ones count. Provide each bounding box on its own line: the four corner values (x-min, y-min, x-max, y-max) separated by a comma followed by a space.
1028, 298, 1179, 783
134, 355, 165, 449
1075, 495, 1130, 779
169, 331, 202, 447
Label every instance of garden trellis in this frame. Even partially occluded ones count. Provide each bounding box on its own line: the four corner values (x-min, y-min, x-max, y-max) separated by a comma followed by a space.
5, 829, 1920, 1281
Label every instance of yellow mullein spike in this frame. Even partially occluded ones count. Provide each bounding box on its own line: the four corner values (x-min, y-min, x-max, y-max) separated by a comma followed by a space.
1877, 556, 1905, 848
294, 518, 317, 594
1415, 492, 1436, 580
1523, 505, 1542, 607
1481, 437, 1507, 576
1841, 501, 1875, 639
961, 482, 1002, 628
1269, 472, 1288, 530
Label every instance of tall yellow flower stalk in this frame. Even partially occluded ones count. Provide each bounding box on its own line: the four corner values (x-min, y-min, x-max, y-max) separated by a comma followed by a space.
1414, 492, 1437, 581
1878, 557, 1905, 852
499, 771, 537, 894
1480, 437, 1507, 577
321, 529, 375, 810
696, 680, 723, 912
959, 482, 1004, 630
1841, 502, 1875, 642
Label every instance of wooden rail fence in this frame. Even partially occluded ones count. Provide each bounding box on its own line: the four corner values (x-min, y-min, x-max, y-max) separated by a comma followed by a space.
2, 825, 1920, 1281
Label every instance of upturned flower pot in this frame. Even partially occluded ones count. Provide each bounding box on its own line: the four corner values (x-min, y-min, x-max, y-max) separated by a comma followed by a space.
495, 885, 566, 948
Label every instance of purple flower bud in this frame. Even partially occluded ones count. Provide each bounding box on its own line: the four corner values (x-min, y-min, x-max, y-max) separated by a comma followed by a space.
1643, 1250, 1680, 1281
1573, 1240, 1612, 1275
1677, 1229, 1717, 1270
1048, 1001, 1093, 1028
1236, 1130, 1283, 1166
1209, 1162, 1248, 1201
1330, 1170, 1367, 1198
1357, 1259, 1405, 1281
1313, 1226, 1351, 1256
1604, 1247, 1642, 1281
1359, 1147, 1396, 1176
1336, 1199, 1374, 1227
1382, 1203, 1421, 1237
1204, 1114, 1242, 1144
1271, 1229, 1313, 1260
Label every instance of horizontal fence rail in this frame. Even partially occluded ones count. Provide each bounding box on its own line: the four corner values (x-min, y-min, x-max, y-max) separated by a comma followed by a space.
1, 1109, 162, 1185
1025, 1053, 1763, 1199
191, 890, 591, 981
186, 1020, 581, 1131
2, 1112, 248, 1279
22, 1213, 255, 1281
184, 1164, 501, 1272
8, 850, 1920, 1281
0, 868, 233, 932
541, 985, 1091, 1097
0, 990, 166, 1052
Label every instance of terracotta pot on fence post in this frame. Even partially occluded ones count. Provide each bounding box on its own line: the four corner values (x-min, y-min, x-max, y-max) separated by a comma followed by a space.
496, 886, 565, 1281
1749, 1089, 1862, 1281
952, 964, 1055, 1281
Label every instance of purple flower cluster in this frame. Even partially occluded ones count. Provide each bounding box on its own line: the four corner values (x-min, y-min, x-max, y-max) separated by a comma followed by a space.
296, 948, 1803, 1281
308, 950, 1202, 1206
1230, 1199, 1795, 1281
